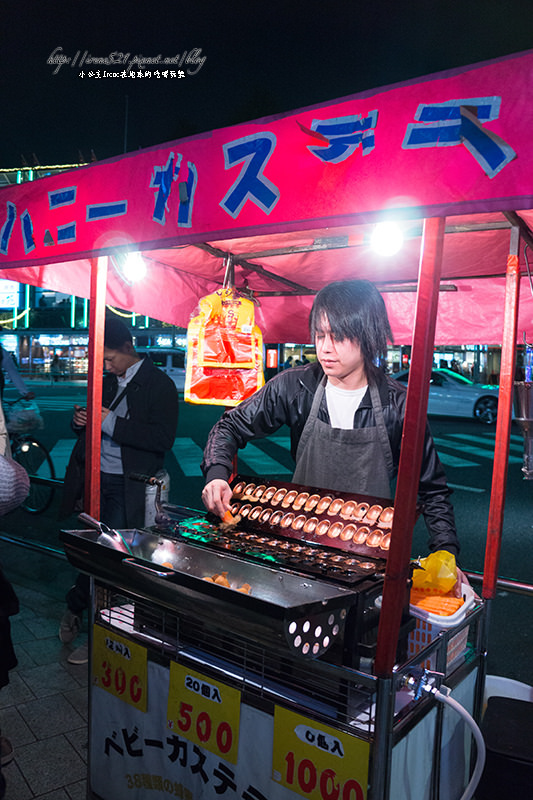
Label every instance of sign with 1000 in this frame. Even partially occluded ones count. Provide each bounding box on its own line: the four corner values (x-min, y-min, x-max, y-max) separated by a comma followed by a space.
272, 706, 369, 800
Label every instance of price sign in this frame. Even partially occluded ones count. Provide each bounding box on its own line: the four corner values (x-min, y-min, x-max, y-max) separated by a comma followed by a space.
91, 623, 148, 712
272, 706, 369, 800
167, 662, 241, 764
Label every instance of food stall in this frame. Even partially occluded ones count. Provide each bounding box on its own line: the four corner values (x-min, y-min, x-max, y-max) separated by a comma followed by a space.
2, 48, 533, 799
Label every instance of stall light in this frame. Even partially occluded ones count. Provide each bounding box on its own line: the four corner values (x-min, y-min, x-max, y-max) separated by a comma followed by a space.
370, 221, 404, 256
112, 251, 147, 284
122, 252, 147, 283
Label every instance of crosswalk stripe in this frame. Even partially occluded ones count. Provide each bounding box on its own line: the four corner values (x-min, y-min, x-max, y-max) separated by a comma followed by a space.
448, 482, 486, 493
33, 395, 83, 402
48, 438, 76, 479
34, 402, 80, 413
44, 429, 526, 486
433, 438, 480, 466
172, 439, 205, 476
238, 443, 292, 476
447, 433, 522, 452
270, 435, 291, 446
478, 432, 523, 443
434, 435, 522, 464
435, 451, 479, 468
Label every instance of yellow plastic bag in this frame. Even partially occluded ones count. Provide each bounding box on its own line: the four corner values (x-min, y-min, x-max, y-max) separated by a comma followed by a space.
411, 550, 457, 595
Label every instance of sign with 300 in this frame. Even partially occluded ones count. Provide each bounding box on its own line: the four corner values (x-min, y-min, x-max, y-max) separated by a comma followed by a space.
167, 662, 241, 764
91, 623, 148, 712
272, 706, 369, 800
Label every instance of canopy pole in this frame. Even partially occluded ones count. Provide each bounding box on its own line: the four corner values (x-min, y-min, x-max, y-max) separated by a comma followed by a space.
84, 256, 108, 519
374, 217, 445, 677
482, 226, 521, 599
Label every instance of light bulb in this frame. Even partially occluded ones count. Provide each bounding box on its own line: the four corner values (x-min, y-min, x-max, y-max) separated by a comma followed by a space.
122, 252, 147, 283
370, 221, 404, 256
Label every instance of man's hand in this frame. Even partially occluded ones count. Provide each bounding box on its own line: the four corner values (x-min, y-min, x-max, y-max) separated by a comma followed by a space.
73, 404, 87, 428
452, 567, 479, 599
202, 479, 233, 518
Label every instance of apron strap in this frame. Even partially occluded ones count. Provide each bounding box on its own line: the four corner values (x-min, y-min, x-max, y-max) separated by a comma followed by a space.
295, 377, 326, 464
369, 381, 394, 478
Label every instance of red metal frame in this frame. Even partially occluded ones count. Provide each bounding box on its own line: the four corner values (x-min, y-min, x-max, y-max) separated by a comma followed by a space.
375, 221, 521, 672
84, 256, 107, 519
482, 231, 521, 599
374, 217, 445, 677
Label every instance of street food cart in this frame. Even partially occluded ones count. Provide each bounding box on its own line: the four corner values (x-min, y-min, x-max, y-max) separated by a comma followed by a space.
59, 479, 485, 799
3, 48, 533, 799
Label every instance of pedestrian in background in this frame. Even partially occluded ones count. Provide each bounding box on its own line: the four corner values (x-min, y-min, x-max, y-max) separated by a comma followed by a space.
59, 316, 179, 664
50, 354, 61, 384
0, 327, 34, 401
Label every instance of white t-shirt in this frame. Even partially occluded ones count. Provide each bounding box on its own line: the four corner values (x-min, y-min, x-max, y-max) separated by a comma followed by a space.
325, 380, 368, 429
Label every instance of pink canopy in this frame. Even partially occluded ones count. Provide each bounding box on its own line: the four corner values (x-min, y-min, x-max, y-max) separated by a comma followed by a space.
3, 50, 529, 673
2, 49, 533, 344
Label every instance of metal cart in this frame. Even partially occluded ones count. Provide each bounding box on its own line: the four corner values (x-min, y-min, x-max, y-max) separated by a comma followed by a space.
61, 492, 485, 800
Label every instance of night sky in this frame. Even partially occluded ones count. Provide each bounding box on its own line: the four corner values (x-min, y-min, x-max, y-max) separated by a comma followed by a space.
2, 0, 532, 168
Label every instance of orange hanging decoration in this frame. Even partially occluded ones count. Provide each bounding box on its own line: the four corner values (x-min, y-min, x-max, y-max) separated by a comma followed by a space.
185, 287, 264, 406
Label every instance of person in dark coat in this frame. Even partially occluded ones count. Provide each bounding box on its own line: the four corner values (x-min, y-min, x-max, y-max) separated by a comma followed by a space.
59, 316, 179, 663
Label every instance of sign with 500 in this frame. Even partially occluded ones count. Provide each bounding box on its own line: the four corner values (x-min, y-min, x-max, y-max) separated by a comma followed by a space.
272, 706, 369, 800
91, 623, 148, 712
167, 662, 241, 764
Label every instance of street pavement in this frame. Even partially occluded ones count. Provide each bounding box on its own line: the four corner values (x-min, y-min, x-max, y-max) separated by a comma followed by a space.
1, 380, 532, 684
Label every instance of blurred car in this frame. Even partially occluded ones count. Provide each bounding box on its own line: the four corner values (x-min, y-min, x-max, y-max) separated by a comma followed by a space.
136, 347, 186, 391
393, 368, 500, 424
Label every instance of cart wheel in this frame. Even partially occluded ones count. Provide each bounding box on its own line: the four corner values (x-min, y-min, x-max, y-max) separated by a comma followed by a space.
12, 437, 56, 513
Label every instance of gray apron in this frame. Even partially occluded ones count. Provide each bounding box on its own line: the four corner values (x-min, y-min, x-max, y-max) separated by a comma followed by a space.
292, 378, 394, 497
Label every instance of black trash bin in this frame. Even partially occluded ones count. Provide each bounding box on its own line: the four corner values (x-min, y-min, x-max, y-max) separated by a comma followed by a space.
476, 696, 533, 799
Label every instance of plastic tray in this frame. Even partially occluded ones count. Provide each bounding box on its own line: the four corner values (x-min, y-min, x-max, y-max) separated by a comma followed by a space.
407, 583, 475, 670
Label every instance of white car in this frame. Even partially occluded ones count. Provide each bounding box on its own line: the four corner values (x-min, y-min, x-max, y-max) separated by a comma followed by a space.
393, 368, 500, 424
136, 348, 186, 391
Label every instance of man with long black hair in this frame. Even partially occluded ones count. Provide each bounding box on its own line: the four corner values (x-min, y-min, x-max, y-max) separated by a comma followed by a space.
201, 279, 460, 558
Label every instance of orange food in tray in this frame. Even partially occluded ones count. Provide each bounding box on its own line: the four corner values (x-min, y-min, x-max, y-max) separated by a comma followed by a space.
203, 571, 252, 594
219, 509, 242, 532
410, 589, 464, 616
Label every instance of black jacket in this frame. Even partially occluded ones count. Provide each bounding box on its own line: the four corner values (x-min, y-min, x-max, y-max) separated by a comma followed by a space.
61, 356, 179, 527
202, 361, 460, 556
